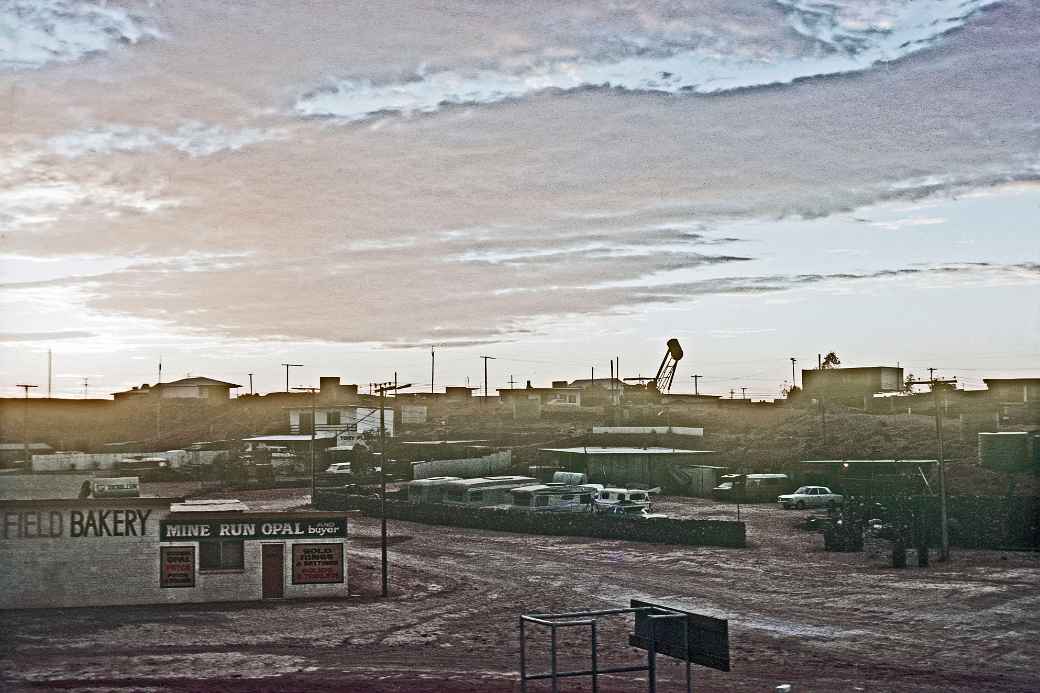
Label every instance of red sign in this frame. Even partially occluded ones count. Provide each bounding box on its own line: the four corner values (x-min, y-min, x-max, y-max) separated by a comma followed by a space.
292, 543, 343, 584
161, 546, 196, 588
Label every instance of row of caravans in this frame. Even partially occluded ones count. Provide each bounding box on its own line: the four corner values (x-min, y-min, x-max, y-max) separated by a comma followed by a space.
406, 474, 656, 515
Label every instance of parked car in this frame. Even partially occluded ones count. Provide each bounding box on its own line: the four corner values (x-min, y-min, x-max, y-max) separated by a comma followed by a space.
323, 462, 352, 475
778, 486, 843, 510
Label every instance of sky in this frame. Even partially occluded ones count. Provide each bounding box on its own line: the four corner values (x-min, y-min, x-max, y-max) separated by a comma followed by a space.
0, 0, 1037, 400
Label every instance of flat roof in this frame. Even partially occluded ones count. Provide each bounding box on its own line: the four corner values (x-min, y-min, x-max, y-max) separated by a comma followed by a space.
401, 440, 489, 445
244, 434, 336, 442
445, 476, 535, 488
799, 459, 938, 465
511, 484, 587, 493
542, 447, 714, 455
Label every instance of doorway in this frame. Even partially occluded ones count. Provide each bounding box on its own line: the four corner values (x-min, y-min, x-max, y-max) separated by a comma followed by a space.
261, 544, 284, 599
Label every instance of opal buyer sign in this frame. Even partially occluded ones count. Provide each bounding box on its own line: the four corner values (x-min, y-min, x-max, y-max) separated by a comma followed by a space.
160, 517, 347, 541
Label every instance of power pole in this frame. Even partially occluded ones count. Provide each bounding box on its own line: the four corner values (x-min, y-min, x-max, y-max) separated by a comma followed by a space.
928, 367, 936, 381
47, 350, 52, 398
508, 374, 516, 389
908, 374, 957, 562
292, 387, 319, 503
374, 381, 411, 597
430, 349, 435, 395
691, 374, 702, 395
479, 356, 496, 403
16, 384, 38, 466
741, 387, 747, 400
790, 357, 797, 389
83, 377, 88, 399
282, 363, 303, 393
248, 373, 254, 395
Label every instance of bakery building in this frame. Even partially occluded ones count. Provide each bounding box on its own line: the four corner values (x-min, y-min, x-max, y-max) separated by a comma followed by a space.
0, 490, 353, 610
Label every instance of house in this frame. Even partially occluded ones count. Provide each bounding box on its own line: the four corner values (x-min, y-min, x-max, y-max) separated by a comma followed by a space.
498, 381, 584, 419
113, 377, 241, 403
983, 378, 1040, 404
286, 403, 393, 438
801, 366, 903, 405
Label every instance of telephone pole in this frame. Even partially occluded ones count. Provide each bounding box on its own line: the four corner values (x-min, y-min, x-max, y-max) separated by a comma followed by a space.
248, 373, 254, 395
790, 357, 797, 389
374, 381, 411, 597
430, 349, 435, 394
741, 387, 747, 400
479, 355, 496, 402
691, 374, 702, 395
908, 373, 957, 562
282, 363, 303, 393
16, 384, 38, 466
292, 387, 319, 503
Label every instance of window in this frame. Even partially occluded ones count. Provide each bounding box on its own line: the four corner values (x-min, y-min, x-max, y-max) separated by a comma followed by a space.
326, 410, 341, 426
199, 540, 244, 571
298, 412, 313, 434
535, 496, 549, 507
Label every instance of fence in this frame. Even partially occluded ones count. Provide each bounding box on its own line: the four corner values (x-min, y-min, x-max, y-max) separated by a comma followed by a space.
317, 492, 745, 548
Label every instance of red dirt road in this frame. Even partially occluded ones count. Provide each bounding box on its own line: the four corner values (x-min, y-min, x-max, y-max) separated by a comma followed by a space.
2, 496, 1038, 692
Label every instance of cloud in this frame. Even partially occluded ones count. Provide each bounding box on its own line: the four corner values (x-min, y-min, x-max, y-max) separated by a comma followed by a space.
47, 123, 290, 159
0, 0, 161, 71
0, 330, 95, 342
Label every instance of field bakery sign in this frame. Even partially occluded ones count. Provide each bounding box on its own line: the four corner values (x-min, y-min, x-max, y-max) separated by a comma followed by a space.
3, 508, 153, 539
160, 516, 347, 541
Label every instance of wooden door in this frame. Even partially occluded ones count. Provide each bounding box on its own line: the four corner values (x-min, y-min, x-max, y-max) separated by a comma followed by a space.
261, 544, 284, 599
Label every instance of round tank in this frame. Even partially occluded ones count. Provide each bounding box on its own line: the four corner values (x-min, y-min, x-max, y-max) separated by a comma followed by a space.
978, 432, 1029, 471
666, 338, 684, 361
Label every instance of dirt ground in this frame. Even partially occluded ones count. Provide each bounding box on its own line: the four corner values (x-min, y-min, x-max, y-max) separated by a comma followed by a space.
2, 490, 1038, 693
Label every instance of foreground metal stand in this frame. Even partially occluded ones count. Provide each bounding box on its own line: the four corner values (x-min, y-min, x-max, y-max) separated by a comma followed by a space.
519, 606, 692, 693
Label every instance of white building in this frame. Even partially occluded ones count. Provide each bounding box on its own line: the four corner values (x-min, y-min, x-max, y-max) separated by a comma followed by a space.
287, 404, 394, 438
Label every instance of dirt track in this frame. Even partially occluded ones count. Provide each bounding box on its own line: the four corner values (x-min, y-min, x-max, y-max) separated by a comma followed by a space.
2, 494, 1039, 692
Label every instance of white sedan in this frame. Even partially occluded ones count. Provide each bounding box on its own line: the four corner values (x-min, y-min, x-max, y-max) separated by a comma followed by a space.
778, 486, 843, 510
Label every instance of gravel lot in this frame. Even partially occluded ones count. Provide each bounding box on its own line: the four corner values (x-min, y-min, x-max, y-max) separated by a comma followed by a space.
2, 490, 1038, 692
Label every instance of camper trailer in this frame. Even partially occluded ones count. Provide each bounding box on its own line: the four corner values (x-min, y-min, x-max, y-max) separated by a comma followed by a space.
593, 487, 654, 514
509, 484, 593, 512
406, 476, 463, 504
440, 476, 537, 507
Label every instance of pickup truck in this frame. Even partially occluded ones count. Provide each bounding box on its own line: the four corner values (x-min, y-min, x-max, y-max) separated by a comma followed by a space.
778, 486, 843, 510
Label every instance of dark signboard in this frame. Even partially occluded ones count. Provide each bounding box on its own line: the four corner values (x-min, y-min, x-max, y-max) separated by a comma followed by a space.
628, 599, 730, 671
160, 546, 196, 588
292, 543, 344, 584
160, 517, 347, 542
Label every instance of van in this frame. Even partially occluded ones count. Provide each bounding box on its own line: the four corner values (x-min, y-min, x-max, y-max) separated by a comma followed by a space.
743, 474, 791, 502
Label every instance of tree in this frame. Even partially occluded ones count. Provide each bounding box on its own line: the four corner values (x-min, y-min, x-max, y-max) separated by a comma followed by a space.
820, 351, 841, 369
904, 373, 916, 393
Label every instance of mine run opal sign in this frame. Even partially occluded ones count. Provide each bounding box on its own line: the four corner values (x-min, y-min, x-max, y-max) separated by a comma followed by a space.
292, 543, 344, 585
159, 516, 347, 541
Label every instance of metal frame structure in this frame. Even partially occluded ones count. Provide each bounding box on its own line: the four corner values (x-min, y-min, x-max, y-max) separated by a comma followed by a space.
519, 605, 692, 693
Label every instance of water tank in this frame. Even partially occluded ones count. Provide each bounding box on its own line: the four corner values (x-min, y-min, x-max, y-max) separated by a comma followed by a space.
666, 338, 684, 361
978, 432, 1030, 471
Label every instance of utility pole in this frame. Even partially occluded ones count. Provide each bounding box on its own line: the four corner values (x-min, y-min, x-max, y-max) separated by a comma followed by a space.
741, 386, 747, 400
83, 377, 88, 399
374, 380, 411, 597
508, 375, 516, 389
292, 387, 319, 504
790, 357, 797, 389
47, 350, 52, 398
430, 349, 435, 395
479, 355, 496, 403
248, 373, 254, 395
16, 384, 38, 466
282, 363, 303, 393
691, 374, 702, 395
908, 374, 957, 562
928, 367, 937, 381
730, 389, 734, 399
